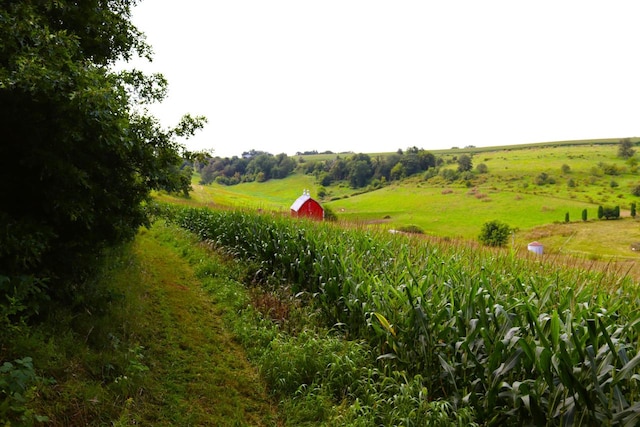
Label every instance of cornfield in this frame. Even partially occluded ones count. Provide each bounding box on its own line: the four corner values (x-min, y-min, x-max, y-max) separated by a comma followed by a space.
158, 204, 640, 425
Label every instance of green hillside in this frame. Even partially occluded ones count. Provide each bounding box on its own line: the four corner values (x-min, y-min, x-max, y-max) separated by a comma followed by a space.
158, 140, 640, 260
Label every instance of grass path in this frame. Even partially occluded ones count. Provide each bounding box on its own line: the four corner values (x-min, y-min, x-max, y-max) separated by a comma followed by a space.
119, 226, 279, 426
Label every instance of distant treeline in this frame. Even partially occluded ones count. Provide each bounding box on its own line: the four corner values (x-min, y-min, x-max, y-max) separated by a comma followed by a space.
195, 147, 446, 188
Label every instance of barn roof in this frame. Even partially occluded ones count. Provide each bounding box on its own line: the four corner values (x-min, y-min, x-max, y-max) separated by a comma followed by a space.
290, 193, 311, 212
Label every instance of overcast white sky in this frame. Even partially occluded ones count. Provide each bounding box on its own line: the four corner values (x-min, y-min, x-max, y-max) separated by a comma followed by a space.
126, 1, 640, 158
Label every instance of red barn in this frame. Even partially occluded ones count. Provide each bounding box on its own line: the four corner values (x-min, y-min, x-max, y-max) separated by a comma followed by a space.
290, 190, 324, 220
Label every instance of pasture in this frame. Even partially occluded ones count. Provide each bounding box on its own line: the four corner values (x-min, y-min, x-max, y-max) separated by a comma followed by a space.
158, 141, 640, 260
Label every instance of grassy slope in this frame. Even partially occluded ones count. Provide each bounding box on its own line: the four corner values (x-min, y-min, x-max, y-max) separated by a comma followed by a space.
123, 226, 278, 426
14, 224, 278, 426
159, 142, 640, 259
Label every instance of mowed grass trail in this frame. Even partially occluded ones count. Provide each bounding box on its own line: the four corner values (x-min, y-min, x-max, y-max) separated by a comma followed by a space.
118, 226, 279, 426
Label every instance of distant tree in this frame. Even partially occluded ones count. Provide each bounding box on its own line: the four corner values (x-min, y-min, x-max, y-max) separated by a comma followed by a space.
561, 164, 571, 174
476, 163, 488, 174
618, 138, 635, 159
417, 151, 437, 170
457, 154, 473, 172
598, 205, 604, 219
329, 158, 349, 182
535, 172, 549, 185
319, 173, 332, 187
478, 220, 512, 247
632, 185, 640, 197
349, 160, 373, 188
601, 206, 620, 219
390, 162, 406, 181
631, 202, 637, 218
567, 178, 576, 188
582, 208, 588, 222
565, 212, 570, 223
373, 153, 401, 181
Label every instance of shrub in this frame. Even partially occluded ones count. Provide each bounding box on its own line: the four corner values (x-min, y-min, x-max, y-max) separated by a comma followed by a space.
323, 206, 337, 221
396, 225, 424, 234
631, 202, 637, 218
618, 137, 636, 159
582, 208, 588, 222
478, 220, 512, 247
601, 206, 620, 219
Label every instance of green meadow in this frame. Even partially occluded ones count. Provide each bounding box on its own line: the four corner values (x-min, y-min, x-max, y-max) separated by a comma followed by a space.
158, 141, 640, 261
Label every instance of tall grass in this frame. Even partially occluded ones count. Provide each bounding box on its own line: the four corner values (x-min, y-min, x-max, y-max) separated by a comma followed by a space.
159, 203, 640, 425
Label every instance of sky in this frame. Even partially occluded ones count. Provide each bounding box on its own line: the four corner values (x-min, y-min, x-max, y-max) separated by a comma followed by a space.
125, 1, 640, 158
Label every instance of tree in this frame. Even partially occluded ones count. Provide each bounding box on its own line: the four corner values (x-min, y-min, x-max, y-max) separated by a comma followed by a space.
350, 160, 374, 188
390, 163, 406, 181
598, 205, 604, 219
565, 212, 570, 223
478, 220, 513, 247
582, 208, 588, 222
0, 1, 205, 305
618, 138, 635, 159
476, 163, 489, 174
457, 154, 473, 172
601, 206, 620, 219
631, 202, 637, 218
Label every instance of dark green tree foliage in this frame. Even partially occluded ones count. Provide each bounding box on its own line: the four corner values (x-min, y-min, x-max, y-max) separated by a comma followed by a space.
601, 206, 620, 220
618, 138, 635, 159
457, 154, 473, 172
478, 220, 512, 247
0, 1, 204, 304
582, 208, 588, 222
565, 212, 570, 223
598, 205, 604, 219
297, 148, 438, 188
631, 203, 637, 218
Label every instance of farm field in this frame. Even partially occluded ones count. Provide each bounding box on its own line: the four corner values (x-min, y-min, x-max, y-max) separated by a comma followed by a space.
158, 141, 640, 261
158, 204, 640, 425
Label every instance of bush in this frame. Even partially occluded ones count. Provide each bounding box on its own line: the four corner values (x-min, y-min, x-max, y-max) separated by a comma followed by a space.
601, 206, 620, 220
323, 205, 337, 221
478, 220, 512, 247
475, 163, 488, 174
396, 225, 424, 234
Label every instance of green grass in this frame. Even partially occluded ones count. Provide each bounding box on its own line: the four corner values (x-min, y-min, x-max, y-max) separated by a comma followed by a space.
169, 142, 640, 261
2, 224, 279, 426
327, 180, 591, 237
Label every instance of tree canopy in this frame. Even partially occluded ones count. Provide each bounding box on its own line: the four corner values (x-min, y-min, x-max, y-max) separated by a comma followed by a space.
0, 1, 205, 306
